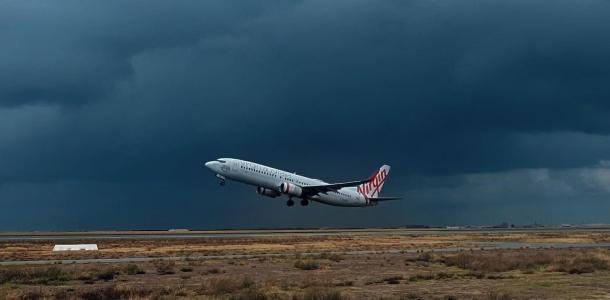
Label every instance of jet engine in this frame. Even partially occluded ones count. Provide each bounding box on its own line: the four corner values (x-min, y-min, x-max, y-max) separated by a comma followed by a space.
279, 182, 302, 197
257, 187, 281, 198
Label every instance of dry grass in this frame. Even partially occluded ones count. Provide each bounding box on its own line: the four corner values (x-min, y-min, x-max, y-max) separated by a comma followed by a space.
3, 231, 610, 300
549, 255, 609, 274
302, 288, 345, 300
2, 230, 610, 262
153, 260, 175, 275
294, 260, 320, 270
0, 266, 69, 285
123, 263, 145, 275
442, 249, 610, 274
315, 252, 344, 262
442, 251, 553, 272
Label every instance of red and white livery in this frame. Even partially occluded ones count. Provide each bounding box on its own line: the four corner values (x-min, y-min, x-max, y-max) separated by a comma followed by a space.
205, 158, 401, 207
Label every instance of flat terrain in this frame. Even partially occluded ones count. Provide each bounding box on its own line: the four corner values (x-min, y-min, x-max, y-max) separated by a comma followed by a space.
2, 228, 610, 299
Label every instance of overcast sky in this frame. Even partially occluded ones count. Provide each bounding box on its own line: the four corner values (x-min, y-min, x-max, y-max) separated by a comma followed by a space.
2, 0, 610, 230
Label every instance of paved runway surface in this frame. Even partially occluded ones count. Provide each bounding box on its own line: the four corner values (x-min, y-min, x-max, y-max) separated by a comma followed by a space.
2, 227, 610, 241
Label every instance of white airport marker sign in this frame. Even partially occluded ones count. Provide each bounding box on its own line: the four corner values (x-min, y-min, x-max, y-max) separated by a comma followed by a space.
52, 244, 98, 251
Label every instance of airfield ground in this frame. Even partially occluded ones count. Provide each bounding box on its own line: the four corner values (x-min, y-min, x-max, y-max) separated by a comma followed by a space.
1, 228, 610, 299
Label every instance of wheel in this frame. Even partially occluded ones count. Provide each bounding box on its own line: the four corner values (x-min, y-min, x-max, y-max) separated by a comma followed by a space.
219, 181, 225, 186
287, 200, 295, 207
300, 199, 309, 206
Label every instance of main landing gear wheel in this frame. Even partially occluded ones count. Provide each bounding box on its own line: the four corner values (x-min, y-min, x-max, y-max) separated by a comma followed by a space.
300, 199, 309, 206
219, 180, 225, 186
287, 199, 295, 206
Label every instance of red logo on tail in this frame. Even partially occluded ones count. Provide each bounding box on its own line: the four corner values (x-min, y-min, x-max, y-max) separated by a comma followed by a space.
357, 168, 388, 201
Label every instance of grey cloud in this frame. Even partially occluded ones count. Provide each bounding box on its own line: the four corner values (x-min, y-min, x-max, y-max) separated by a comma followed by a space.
0, 1, 271, 107
2, 0, 610, 229
403, 162, 610, 225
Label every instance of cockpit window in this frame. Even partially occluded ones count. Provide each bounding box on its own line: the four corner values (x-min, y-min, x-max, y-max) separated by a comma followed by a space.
217, 159, 226, 163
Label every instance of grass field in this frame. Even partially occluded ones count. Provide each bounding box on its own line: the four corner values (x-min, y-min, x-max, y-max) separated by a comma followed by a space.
1, 229, 610, 299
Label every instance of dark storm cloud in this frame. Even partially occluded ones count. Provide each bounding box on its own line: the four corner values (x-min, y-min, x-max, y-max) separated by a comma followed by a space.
0, 0, 266, 106
2, 0, 610, 229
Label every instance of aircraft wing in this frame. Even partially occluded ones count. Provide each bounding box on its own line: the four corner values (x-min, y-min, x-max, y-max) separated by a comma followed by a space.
302, 179, 369, 194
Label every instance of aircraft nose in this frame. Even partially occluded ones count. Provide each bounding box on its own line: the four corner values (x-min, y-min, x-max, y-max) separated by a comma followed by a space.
204, 161, 217, 170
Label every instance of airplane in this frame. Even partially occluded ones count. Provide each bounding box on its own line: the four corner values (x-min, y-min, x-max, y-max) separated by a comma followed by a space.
204, 158, 401, 207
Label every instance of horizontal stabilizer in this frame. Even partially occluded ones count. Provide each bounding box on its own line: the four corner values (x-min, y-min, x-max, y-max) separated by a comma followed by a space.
368, 197, 402, 201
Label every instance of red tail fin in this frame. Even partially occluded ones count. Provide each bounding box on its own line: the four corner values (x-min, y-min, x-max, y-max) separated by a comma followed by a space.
357, 165, 391, 199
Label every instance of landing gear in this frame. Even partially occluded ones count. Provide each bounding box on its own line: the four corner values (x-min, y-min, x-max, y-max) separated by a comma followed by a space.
216, 174, 226, 186
286, 197, 308, 206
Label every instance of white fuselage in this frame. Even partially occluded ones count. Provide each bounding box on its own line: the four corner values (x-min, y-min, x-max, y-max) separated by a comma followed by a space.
205, 158, 371, 207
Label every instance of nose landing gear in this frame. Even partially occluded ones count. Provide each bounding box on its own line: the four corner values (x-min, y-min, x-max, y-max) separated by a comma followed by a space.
216, 174, 226, 186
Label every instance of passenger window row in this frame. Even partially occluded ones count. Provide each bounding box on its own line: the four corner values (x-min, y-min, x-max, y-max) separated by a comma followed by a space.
240, 164, 278, 178
239, 164, 309, 185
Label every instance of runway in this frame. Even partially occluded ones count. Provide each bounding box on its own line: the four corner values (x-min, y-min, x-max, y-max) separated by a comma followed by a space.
2, 226, 610, 241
